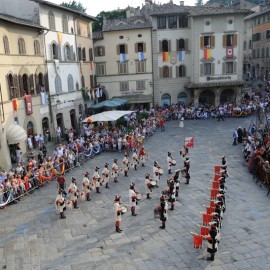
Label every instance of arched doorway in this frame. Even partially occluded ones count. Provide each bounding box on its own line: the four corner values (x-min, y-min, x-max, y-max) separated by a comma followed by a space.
42, 117, 51, 142
56, 113, 64, 134
178, 92, 187, 105
220, 89, 236, 104
27, 121, 35, 148
70, 109, 77, 130
161, 93, 171, 107
199, 90, 215, 105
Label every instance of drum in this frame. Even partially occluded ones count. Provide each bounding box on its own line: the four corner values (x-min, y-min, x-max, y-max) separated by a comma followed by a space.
66, 200, 73, 210
181, 168, 186, 177
120, 205, 128, 214
150, 180, 157, 187
136, 192, 142, 201
171, 160, 177, 166
154, 205, 162, 218
162, 190, 170, 200
159, 168, 164, 175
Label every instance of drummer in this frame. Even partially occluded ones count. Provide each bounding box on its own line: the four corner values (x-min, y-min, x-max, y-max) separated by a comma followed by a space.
132, 148, 139, 170
129, 183, 137, 216
168, 178, 176, 211
184, 157, 190, 172
122, 153, 129, 177
167, 152, 174, 174
93, 167, 101, 193
101, 163, 110, 189
145, 173, 152, 199
68, 177, 79, 209
139, 145, 146, 167
180, 145, 189, 158
159, 195, 168, 229
112, 158, 119, 183
82, 171, 91, 201
55, 189, 66, 219
221, 155, 228, 177
114, 195, 123, 233
173, 169, 180, 198
153, 161, 160, 188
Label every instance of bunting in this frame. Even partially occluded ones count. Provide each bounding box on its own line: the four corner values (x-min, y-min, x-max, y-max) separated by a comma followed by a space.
203, 49, 211, 60
162, 52, 169, 62
178, 50, 185, 62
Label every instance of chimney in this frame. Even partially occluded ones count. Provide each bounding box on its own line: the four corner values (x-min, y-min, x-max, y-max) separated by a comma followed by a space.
180, 1, 184, 6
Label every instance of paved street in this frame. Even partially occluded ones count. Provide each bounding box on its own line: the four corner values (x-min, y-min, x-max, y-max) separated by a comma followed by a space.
1, 116, 270, 270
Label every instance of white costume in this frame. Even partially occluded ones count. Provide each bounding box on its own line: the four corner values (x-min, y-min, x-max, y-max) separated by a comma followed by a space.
167, 156, 173, 170
82, 176, 90, 194
68, 182, 78, 202
122, 156, 129, 172
55, 193, 65, 213
112, 161, 119, 179
101, 167, 110, 185
129, 189, 137, 208
93, 170, 101, 189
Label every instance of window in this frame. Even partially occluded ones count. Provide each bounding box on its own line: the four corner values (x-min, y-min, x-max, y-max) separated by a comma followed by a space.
136, 81, 146, 90
262, 48, 265, 58
162, 40, 169, 52
179, 15, 188, 28
7, 74, 14, 99
178, 39, 185, 51
178, 65, 186, 77
96, 63, 106, 76
3, 36, 10, 54
95, 46, 105, 56
119, 44, 126, 54
117, 44, 128, 55
203, 36, 211, 48
136, 42, 145, 52
163, 66, 170, 78
81, 76, 85, 88
55, 75, 62, 94
65, 44, 71, 60
157, 16, 166, 29
168, 15, 177, 29
267, 47, 269, 57
34, 40, 41, 55
257, 48, 260, 58
78, 47, 82, 61
22, 74, 29, 94
36, 73, 44, 94
252, 33, 261, 42
18, 38, 26, 54
76, 82, 79, 91
48, 11, 55, 30
67, 74, 74, 91
201, 63, 213, 75
52, 43, 58, 59
120, 82, 129, 91
243, 41, 247, 50
223, 34, 237, 46
249, 40, 252, 49
89, 48, 93, 61
136, 61, 146, 73
252, 49, 256, 58
82, 48, 86, 61
62, 15, 68, 33
118, 62, 128, 74
226, 62, 234, 74
77, 21, 81, 35
267, 30, 270, 39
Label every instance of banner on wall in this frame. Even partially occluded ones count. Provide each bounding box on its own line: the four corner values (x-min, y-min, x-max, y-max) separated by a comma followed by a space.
25, 95, 33, 115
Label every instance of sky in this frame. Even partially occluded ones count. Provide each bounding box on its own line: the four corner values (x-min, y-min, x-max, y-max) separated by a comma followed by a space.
49, 0, 197, 17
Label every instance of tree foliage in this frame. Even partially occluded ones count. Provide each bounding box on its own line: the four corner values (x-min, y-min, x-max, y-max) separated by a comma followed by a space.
60, 1, 86, 13
93, 9, 126, 32
195, 0, 204, 6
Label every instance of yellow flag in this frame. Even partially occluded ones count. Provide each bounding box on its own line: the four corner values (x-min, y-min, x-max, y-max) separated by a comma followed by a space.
57, 32, 62, 44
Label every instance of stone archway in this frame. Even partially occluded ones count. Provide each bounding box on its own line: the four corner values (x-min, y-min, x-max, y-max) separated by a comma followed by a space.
220, 88, 236, 104
199, 89, 215, 105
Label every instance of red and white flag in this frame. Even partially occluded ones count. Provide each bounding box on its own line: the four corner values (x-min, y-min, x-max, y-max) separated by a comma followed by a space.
185, 137, 194, 148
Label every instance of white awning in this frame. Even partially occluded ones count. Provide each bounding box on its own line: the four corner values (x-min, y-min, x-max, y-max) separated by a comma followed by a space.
6, 124, 27, 145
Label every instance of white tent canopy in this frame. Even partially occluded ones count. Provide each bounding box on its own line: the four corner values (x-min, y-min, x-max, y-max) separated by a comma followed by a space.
6, 124, 27, 144
82, 110, 134, 123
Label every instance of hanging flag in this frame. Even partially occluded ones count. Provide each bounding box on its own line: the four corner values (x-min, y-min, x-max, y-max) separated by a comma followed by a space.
138, 52, 144, 61
184, 137, 194, 148
57, 32, 62, 44
41, 92, 47, 105
203, 49, 211, 60
12, 98, 18, 112
178, 50, 185, 62
120, 53, 126, 63
170, 52, 177, 65
162, 52, 169, 62
226, 47, 234, 58
25, 95, 33, 115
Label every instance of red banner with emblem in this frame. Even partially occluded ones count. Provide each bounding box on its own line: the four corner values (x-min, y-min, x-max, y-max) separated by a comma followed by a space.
25, 95, 33, 115
226, 47, 234, 58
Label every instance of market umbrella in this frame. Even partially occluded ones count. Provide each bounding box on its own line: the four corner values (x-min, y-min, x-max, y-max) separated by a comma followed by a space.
82, 110, 134, 123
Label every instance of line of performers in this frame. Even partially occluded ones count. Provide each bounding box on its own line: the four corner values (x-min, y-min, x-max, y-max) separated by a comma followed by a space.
193, 155, 227, 262
55, 146, 148, 220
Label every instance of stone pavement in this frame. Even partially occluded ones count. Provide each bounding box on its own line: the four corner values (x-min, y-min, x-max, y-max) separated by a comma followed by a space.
1, 116, 270, 270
